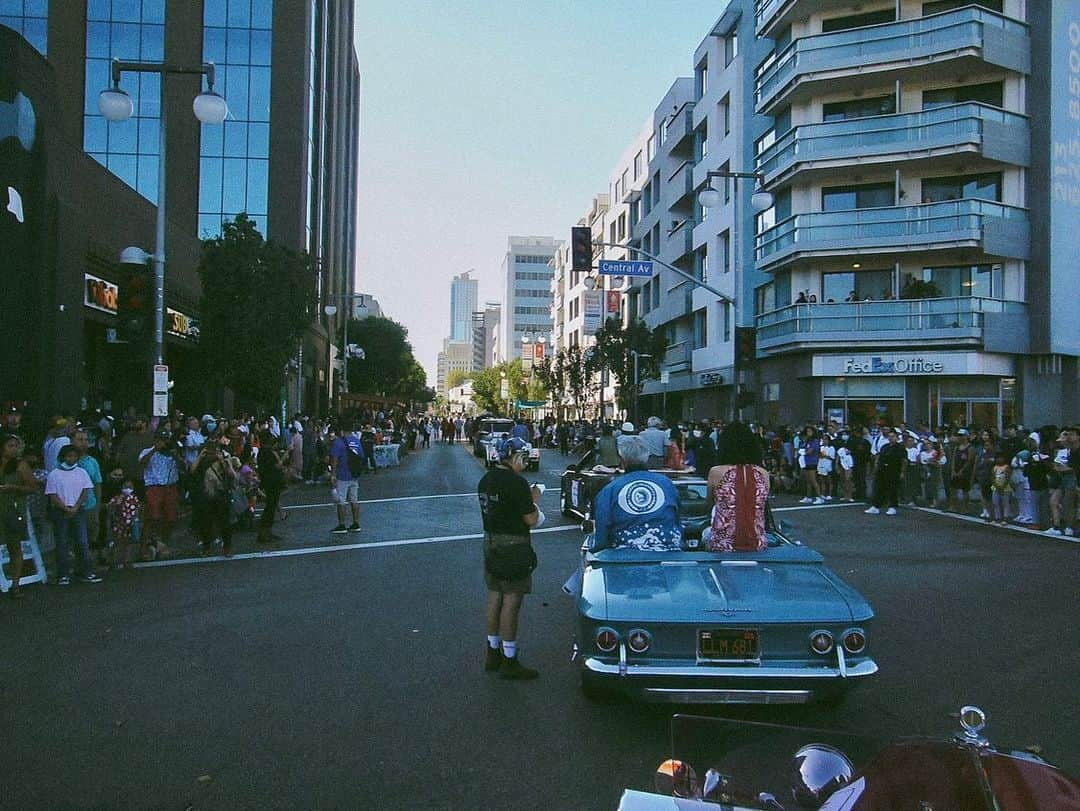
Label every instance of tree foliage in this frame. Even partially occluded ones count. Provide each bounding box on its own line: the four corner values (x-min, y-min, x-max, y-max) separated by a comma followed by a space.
197, 214, 316, 408
591, 316, 667, 412
535, 346, 595, 416
345, 316, 432, 401
471, 360, 532, 414
446, 369, 471, 390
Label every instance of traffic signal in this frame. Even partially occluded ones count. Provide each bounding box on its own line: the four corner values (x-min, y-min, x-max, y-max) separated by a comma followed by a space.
117, 262, 152, 343
571, 226, 592, 272
736, 327, 756, 365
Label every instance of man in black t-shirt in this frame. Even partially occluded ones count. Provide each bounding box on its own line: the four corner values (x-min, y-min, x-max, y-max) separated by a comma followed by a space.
865, 428, 907, 515
477, 437, 541, 680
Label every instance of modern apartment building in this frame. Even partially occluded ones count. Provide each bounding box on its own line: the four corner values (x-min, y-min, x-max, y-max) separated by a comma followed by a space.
449, 270, 478, 342
498, 236, 560, 362
750, 0, 1078, 428
0, 1, 360, 417
616, 3, 775, 424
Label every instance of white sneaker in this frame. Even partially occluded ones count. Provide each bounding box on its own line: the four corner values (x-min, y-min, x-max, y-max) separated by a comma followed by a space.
864, 507, 880, 515
1065, 527, 1076, 537
824, 495, 834, 501
886, 507, 898, 516
813, 497, 826, 505
799, 497, 813, 504
1045, 527, 1063, 535
980, 510, 990, 519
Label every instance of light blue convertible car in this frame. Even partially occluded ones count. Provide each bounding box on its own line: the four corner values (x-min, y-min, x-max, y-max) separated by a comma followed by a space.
572, 510, 877, 705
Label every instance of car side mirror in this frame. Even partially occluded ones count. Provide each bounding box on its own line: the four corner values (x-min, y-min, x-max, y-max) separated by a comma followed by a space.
778, 520, 793, 535
581, 518, 595, 534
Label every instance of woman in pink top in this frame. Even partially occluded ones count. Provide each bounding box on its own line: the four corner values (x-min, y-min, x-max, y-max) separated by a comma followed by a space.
706, 422, 770, 552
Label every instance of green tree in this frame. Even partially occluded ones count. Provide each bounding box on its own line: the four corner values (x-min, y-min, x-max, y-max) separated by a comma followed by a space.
344, 316, 427, 398
469, 361, 528, 414
591, 316, 667, 413
446, 369, 471, 390
197, 214, 317, 408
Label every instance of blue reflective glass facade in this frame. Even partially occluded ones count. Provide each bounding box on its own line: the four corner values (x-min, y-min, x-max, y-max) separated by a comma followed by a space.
0, 0, 49, 55
200, 0, 272, 238
83, 0, 166, 203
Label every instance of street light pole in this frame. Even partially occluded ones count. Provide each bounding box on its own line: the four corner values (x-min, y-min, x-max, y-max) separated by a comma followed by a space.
99, 59, 227, 405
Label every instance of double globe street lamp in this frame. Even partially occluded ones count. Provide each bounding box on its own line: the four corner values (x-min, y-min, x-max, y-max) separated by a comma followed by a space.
100, 58, 227, 413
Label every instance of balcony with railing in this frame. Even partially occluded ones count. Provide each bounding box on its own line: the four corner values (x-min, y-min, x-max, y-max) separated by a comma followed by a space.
755, 199, 1030, 270
667, 160, 695, 208
664, 341, 693, 372
756, 103, 1030, 185
755, 0, 850, 38
755, 296, 1029, 355
664, 105, 694, 150
754, 7, 1030, 114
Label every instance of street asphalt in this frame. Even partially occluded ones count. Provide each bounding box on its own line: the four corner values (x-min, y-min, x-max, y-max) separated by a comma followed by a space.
2, 439, 1078, 810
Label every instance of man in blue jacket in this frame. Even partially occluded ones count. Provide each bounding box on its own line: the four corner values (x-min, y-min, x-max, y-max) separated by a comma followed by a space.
593, 436, 682, 551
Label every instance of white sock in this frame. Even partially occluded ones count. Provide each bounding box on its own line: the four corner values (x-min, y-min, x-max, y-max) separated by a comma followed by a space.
501, 640, 518, 659
487, 635, 501, 650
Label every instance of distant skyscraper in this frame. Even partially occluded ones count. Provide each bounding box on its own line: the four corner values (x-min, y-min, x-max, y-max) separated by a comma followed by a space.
499, 236, 559, 361
450, 270, 478, 342
472, 302, 500, 371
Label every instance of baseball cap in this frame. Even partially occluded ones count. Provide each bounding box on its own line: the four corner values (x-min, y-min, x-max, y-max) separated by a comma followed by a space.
957, 428, 969, 436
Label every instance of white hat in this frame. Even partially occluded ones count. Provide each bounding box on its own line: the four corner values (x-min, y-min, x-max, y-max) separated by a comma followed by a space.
957, 428, 969, 435
646, 416, 661, 428
1028, 431, 1041, 444
621, 421, 635, 433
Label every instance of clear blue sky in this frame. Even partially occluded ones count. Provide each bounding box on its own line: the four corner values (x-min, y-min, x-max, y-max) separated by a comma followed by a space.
353, 1, 729, 383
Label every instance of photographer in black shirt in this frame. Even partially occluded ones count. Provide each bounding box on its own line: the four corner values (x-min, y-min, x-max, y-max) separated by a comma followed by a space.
477, 437, 542, 680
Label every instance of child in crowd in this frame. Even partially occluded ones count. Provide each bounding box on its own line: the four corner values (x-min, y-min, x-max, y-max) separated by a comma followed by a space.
990, 453, 1013, 524
237, 450, 260, 530
107, 478, 141, 570
817, 434, 835, 502
836, 444, 854, 502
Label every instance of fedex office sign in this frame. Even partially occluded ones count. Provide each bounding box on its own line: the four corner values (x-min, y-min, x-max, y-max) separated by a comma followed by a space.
843, 356, 945, 374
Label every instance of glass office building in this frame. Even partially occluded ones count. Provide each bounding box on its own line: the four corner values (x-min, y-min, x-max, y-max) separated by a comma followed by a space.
83, 0, 165, 203
0, 0, 47, 54
199, 0, 272, 238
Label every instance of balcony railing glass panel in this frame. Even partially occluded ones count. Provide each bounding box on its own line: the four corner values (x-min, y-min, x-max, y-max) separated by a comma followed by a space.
755, 8, 1028, 109
756, 103, 1028, 178
755, 199, 1028, 261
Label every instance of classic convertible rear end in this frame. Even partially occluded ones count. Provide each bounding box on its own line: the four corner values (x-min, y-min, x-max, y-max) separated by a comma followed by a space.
573, 534, 877, 704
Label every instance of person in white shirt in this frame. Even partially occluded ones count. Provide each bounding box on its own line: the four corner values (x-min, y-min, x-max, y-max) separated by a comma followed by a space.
45, 444, 100, 585
836, 445, 855, 501
42, 419, 74, 474
816, 434, 836, 501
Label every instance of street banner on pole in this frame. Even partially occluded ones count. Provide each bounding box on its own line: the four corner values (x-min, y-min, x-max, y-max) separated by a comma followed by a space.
599, 259, 653, 277
522, 341, 534, 372
533, 341, 545, 362
583, 290, 603, 335
606, 290, 622, 314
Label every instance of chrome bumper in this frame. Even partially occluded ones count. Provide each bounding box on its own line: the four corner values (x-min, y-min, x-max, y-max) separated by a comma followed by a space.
582, 657, 879, 680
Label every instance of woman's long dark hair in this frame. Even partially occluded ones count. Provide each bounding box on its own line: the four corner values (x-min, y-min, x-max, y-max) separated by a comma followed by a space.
717, 422, 763, 466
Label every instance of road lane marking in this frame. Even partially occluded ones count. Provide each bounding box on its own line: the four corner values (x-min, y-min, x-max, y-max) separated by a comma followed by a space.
772, 502, 864, 512
273, 490, 560, 513
133, 524, 581, 568
909, 505, 1080, 544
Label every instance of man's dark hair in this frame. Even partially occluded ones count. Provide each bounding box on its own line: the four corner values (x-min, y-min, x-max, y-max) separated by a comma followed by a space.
717, 422, 763, 466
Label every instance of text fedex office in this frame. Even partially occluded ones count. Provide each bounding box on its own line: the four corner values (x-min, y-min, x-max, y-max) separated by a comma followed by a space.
843, 357, 945, 374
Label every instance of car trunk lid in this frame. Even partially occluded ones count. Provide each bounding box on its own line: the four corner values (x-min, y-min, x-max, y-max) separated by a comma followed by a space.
597, 560, 856, 624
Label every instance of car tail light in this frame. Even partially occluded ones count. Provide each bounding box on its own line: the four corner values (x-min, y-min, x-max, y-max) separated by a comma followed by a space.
627, 629, 651, 653
596, 628, 618, 653
810, 631, 834, 655
842, 629, 866, 654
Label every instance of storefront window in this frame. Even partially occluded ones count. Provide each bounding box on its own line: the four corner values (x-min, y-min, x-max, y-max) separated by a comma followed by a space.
823, 378, 905, 426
